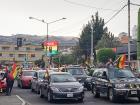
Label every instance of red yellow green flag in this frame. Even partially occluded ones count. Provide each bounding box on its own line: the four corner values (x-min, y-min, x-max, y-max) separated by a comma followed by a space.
116, 54, 126, 69
10, 63, 18, 79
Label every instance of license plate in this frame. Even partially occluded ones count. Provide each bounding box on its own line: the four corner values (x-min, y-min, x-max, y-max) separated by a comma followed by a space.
67, 93, 73, 97
131, 91, 137, 95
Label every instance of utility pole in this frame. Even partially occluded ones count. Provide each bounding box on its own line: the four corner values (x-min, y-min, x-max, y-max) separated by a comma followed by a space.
128, 0, 131, 65
90, 25, 94, 66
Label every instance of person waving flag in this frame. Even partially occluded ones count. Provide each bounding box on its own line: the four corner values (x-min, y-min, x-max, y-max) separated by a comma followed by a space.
116, 54, 126, 69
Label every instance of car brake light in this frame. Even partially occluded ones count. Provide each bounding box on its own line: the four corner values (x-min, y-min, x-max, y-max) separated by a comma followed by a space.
1, 82, 4, 84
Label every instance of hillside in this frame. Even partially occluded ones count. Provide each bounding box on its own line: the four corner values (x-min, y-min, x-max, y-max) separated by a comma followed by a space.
0, 34, 79, 45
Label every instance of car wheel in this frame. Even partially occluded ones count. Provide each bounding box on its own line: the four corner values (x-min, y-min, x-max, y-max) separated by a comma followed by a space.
78, 98, 84, 103
39, 88, 44, 98
47, 91, 53, 102
108, 88, 116, 102
87, 86, 91, 91
92, 86, 100, 98
31, 85, 34, 92
17, 82, 20, 87
138, 97, 140, 102
36, 86, 40, 94
20, 81, 24, 89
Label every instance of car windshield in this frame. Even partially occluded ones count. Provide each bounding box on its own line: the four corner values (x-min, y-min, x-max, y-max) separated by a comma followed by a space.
67, 68, 85, 75
39, 72, 45, 79
109, 68, 135, 79
50, 74, 76, 83
22, 71, 35, 76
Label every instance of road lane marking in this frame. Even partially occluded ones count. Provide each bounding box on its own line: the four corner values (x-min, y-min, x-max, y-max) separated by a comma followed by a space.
16, 95, 26, 105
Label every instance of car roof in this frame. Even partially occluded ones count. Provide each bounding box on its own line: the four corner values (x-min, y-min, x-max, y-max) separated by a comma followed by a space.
35, 70, 46, 72
66, 66, 84, 69
22, 70, 35, 72
49, 72, 70, 75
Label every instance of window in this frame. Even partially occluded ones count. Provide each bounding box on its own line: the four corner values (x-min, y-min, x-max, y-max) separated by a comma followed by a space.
31, 54, 35, 58
35, 48, 42, 51
15, 47, 19, 50
33, 72, 37, 78
2, 46, 10, 50
0, 53, 2, 56
9, 54, 14, 57
26, 47, 30, 51
18, 54, 25, 57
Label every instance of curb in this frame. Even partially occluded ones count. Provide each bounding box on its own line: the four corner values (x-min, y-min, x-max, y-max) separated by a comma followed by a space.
16, 95, 28, 105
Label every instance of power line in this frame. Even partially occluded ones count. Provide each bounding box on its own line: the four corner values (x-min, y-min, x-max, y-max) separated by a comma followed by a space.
64, 0, 118, 11
130, 3, 140, 6
105, 4, 127, 25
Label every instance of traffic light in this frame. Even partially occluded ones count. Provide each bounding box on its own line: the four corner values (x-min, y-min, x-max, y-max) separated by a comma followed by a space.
41, 42, 44, 49
17, 38, 22, 47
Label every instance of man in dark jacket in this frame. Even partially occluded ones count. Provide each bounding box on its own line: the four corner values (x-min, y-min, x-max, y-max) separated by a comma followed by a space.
1, 69, 14, 96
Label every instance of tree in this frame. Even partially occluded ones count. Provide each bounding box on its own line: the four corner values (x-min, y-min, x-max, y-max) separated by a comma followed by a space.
79, 12, 108, 60
137, 9, 140, 60
60, 54, 76, 65
96, 48, 116, 64
34, 59, 45, 68
96, 32, 121, 49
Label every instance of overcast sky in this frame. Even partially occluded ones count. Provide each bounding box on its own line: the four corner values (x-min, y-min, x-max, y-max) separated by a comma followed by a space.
0, 0, 139, 37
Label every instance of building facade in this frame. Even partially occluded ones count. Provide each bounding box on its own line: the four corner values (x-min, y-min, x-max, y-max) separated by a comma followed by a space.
0, 44, 44, 67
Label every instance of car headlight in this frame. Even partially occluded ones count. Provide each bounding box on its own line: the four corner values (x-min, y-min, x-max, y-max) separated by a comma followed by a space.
115, 84, 126, 88
38, 79, 43, 82
78, 86, 84, 92
50, 87, 60, 92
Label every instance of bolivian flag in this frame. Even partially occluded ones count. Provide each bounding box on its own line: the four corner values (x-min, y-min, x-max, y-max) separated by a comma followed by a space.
116, 54, 126, 69
10, 63, 18, 80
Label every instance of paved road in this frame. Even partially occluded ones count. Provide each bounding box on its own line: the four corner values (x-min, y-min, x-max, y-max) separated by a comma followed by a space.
12, 81, 140, 105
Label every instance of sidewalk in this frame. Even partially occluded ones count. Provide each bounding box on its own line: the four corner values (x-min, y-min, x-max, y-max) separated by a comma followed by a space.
0, 94, 27, 105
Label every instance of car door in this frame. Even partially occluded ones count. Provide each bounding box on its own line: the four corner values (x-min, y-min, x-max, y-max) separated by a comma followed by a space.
32, 72, 38, 90
92, 70, 102, 92
42, 77, 49, 97
99, 70, 109, 96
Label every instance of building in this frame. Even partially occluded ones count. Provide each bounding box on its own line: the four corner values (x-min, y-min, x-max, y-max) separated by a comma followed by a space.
118, 32, 129, 44
0, 43, 43, 67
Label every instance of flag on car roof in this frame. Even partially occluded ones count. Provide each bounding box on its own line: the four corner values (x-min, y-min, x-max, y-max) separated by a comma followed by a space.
116, 54, 126, 69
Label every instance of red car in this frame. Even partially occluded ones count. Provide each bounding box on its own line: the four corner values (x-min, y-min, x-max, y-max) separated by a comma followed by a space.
0, 71, 7, 91
17, 70, 35, 88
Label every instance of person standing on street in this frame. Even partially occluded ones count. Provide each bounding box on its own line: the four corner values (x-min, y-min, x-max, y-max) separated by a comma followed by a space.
1, 67, 14, 96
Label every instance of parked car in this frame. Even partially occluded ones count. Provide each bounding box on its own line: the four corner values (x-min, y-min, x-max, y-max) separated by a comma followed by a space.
39, 72, 84, 102
0, 71, 7, 91
31, 70, 46, 93
17, 70, 35, 88
62, 66, 90, 88
91, 67, 140, 102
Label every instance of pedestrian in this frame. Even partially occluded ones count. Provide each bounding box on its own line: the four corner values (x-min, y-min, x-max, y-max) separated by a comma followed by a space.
1, 66, 14, 96
106, 58, 114, 68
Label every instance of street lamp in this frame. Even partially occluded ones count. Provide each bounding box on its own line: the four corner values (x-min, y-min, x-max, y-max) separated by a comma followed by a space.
90, 24, 94, 67
29, 17, 66, 68
29, 17, 66, 41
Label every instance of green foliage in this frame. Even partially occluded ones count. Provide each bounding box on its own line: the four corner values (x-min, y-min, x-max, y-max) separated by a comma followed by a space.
34, 59, 45, 68
60, 54, 76, 65
79, 12, 108, 60
96, 48, 116, 63
137, 8, 140, 60
52, 57, 59, 64
96, 32, 121, 49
